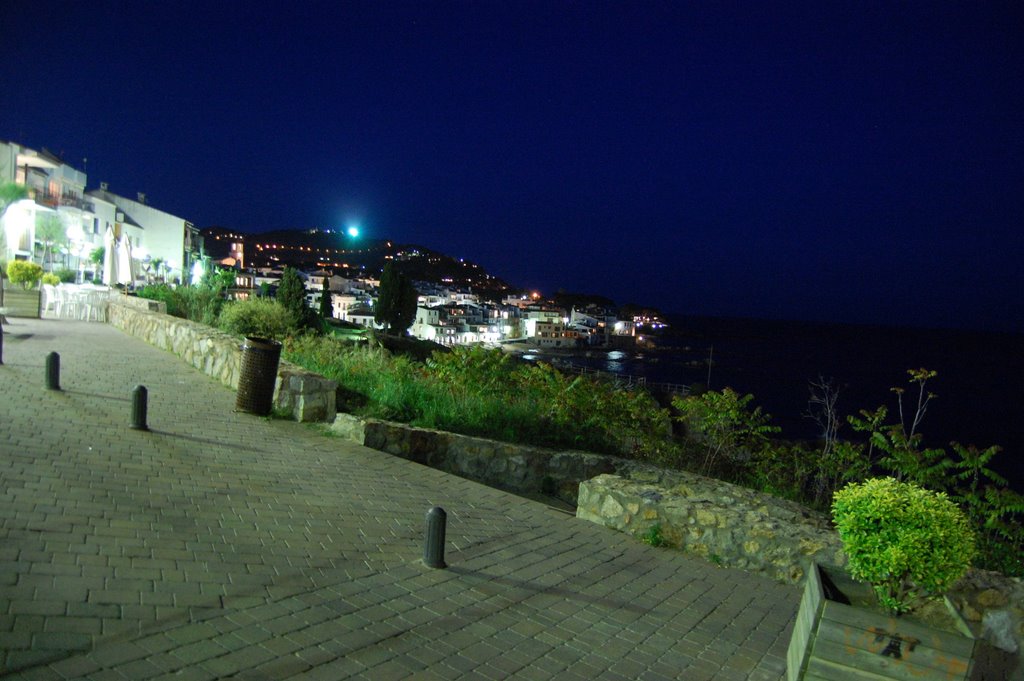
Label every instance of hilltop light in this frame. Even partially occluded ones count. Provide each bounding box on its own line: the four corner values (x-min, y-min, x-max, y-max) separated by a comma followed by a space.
347, 226, 359, 238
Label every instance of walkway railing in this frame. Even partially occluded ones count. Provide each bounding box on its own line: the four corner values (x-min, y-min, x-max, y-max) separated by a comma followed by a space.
558, 363, 690, 396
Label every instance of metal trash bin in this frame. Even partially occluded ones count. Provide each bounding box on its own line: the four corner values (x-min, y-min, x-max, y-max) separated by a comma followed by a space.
236, 337, 282, 416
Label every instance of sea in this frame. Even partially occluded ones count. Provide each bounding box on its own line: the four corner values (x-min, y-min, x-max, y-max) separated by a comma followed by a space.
549, 315, 1024, 492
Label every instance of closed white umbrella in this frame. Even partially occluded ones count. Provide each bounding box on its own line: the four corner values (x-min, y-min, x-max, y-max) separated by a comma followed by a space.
102, 226, 116, 286
117, 235, 135, 286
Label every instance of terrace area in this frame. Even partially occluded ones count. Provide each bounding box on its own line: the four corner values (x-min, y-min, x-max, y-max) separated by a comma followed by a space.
0, 315, 799, 679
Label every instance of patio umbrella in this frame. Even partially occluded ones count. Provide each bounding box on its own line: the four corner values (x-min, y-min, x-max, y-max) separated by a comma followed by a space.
102, 226, 116, 286
117, 235, 135, 286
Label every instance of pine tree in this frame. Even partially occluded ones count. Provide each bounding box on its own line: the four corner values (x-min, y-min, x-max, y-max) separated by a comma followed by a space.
375, 262, 418, 335
277, 266, 309, 326
319, 276, 332, 319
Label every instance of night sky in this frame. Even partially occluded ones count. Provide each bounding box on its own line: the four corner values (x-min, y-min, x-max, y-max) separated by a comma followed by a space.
3, 2, 1022, 331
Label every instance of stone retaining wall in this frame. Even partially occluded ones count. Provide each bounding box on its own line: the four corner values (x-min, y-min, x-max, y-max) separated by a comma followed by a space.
108, 299, 336, 422
576, 472, 1024, 658
110, 292, 166, 315
330, 413, 652, 506
577, 473, 843, 585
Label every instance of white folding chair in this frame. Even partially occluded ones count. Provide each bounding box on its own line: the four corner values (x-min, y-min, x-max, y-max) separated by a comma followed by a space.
82, 290, 109, 322
42, 284, 58, 316
56, 286, 79, 319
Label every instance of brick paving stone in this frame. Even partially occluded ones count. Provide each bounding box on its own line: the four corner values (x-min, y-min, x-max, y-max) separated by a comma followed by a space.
0, 318, 802, 679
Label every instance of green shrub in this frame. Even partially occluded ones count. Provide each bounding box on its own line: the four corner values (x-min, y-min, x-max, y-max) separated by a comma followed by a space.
53, 268, 76, 283
136, 282, 224, 324
137, 284, 183, 317
832, 477, 976, 615
41, 273, 61, 286
177, 284, 224, 326
282, 339, 673, 458
219, 298, 297, 340
6, 260, 43, 289
672, 388, 779, 475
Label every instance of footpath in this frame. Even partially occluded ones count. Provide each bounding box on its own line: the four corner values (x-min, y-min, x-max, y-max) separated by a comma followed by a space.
0, 316, 799, 680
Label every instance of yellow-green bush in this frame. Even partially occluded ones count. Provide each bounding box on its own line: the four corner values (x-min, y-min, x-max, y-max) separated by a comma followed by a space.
6, 260, 43, 289
832, 477, 976, 615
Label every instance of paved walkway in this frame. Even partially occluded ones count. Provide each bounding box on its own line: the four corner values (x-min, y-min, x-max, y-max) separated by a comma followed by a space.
0, 317, 799, 680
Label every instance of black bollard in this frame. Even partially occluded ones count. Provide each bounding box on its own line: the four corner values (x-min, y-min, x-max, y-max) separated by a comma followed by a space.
423, 506, 448, 569
130, 385, 149, 431
45, 352, 60, 390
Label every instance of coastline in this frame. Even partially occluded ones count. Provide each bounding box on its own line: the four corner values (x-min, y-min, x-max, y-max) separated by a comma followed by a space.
501, 318, 1023, 492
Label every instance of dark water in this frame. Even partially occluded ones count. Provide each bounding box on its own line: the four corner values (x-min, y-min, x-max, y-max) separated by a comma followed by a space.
558, 315, 1024, 491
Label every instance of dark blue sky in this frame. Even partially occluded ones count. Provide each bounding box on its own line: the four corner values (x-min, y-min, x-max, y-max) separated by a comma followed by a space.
3, 2, 1022, 331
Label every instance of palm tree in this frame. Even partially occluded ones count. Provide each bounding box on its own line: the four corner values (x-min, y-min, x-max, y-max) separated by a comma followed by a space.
150, 257, 165, 282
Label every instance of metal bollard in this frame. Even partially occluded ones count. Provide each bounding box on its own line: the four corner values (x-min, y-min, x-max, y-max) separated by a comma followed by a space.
130, 385, 149, 430
45, 352, 60, 390
423, 506, 448, 569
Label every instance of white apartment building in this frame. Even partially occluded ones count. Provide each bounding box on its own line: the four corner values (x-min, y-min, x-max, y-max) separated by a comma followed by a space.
527, 320, 582, 348
88, 186, 199, 283
410, 306, 442, 342
0, 142, 99, 272
331, 293, 366, 321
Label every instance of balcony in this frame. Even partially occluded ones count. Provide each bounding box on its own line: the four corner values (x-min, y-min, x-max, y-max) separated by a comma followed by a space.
33, 191, 94, 212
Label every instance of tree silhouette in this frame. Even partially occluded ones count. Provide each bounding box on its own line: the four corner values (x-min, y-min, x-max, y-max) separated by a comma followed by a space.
375, 262, 418, 335
276, 266, 319, 332
319, 276, 332, 319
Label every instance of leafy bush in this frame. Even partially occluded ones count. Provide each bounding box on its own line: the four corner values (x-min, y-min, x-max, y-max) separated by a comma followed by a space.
6, 260, 43, 289
672, 388, 779, 475
177, 284, 225, 326
832, 477, 976, 615
41, 273, 61, 286
947, 442, 1024, 576
426, 346, 672, 456
53, 268, 76, 283
137, 284, 184, 317
219, 298, 297, 340
844, 369, 1023, 575
283, 339, 674, 458
136, 282, 224, 324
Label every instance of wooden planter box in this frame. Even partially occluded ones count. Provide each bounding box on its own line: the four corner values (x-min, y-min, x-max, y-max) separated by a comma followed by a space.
787, 563, 975, 681
0, 286, 41, 318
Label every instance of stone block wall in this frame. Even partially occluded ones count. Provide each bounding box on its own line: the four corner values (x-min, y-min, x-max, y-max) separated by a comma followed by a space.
330, 413, 649, 506
108, 299, 336, 422
576, 472, 1024, 658
576, 473, 844, 585
111, 292, 166, 315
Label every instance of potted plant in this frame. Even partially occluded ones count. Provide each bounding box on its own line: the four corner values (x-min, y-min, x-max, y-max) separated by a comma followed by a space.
2, 260, 44, 318
787, 477, 977, 680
